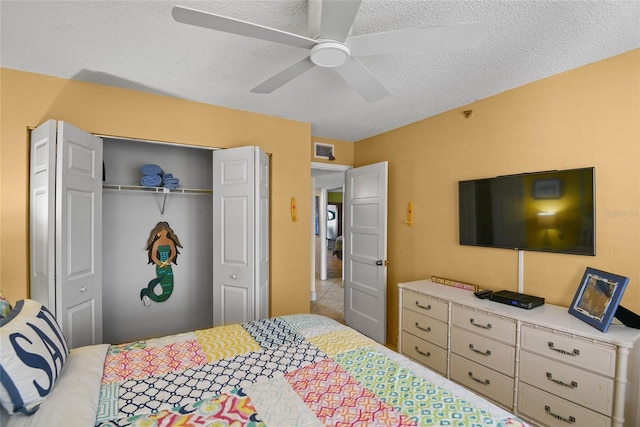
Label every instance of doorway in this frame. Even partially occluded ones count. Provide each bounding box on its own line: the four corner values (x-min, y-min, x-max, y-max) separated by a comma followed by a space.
311, 249, 343, 323
310, 163, 349, 323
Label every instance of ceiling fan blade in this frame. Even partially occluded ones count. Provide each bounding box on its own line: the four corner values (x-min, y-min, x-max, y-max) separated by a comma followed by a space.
172, 6, 317, 50
334, 58, 390, 103
348, 22, 488, 56
308, 0, 362, 42
250, 57, 316, 94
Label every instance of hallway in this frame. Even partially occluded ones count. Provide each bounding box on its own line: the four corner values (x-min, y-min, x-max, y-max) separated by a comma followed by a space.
310, 254, 344, 324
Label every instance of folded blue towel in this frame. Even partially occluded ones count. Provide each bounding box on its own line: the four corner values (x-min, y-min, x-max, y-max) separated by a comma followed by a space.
141, 174, 162, 187
141, 164, 163, 176
162, 173, 179, 182
163, 175, 180, 189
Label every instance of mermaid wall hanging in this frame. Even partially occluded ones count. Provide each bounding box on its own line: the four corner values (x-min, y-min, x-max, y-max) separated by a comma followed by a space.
140, 221, 183, 306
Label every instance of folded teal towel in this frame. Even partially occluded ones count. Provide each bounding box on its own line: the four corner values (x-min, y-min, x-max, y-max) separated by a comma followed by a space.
141, 164, 163, 176
141, 174, 162, 187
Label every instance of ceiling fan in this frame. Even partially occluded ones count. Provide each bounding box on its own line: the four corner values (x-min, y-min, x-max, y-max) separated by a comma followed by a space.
172, 0, 487, 102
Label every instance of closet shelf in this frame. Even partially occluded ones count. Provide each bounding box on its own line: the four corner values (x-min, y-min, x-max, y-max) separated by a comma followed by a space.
103, 184, 212, 195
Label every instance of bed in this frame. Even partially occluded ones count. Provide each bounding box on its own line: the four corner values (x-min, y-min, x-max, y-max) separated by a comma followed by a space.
1, 299, 529, 426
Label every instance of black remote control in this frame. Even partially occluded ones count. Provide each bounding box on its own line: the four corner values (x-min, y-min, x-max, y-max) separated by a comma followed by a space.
474, 290, 493, 299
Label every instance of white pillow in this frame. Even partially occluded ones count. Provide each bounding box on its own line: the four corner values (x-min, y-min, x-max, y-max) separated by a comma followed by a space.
5, 344, 109, 427
0, 300, 69, 415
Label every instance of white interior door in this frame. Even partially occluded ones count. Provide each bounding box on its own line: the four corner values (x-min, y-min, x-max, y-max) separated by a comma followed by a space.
344, 162, 388, 344
212, 146, 269, 325
56, 121, 103, 348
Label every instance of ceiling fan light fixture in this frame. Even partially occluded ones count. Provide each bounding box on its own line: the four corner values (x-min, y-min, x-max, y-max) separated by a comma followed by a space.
310, 42, 350, 68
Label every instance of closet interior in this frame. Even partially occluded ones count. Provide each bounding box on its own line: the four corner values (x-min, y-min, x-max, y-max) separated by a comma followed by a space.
102, 138, 214, 344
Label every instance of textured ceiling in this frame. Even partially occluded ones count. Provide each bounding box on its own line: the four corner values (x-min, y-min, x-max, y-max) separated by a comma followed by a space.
1, 1, 638, 142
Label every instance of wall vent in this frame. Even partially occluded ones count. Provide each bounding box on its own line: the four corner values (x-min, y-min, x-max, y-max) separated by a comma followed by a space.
314, 142, 335, 160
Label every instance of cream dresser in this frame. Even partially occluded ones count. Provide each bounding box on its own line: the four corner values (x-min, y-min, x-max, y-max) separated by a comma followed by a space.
398, 280, 640, 427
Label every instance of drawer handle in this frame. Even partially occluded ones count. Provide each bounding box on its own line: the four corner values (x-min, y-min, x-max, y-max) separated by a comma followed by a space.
415, 322, 431, 333
469, 343, 491, 356
415, 301, 432, 310
546, 372, 578, 389
548, 341, 580, 356
468, 371, 490, 385
415, 346, 431, 358
469, 318, 492, 330
545, 405, 576, 424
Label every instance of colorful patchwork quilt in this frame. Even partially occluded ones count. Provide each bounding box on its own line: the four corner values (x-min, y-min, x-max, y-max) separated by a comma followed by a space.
95, 314, 528, 427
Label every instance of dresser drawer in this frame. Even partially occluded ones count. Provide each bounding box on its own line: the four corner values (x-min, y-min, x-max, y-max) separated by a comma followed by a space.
519, 350, 614, 416
403, 309, 448, 348
450, 326, 515, 377
451, 304, 516, 344
401, 331, 447, 376
518, 382, 611, 427
402, 290, 448, 322
520, 323, 617, 377
450, 353, 514, 409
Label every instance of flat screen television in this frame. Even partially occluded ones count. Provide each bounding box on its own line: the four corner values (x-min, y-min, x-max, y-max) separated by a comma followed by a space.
458, 167, 595, 255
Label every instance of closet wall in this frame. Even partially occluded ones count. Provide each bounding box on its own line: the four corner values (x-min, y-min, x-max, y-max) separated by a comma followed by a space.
102, 138, 213, 343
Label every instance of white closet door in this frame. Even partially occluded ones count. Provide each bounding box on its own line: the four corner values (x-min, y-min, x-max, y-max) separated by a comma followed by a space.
344, 161, 388, 344
213, 146, 269, 325
255, 148, 270, 321
30, 120, 57, 311
56, 122, 103, 348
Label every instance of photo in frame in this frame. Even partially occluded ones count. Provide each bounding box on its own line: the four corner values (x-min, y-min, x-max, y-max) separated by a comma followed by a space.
568, 267, 629, 332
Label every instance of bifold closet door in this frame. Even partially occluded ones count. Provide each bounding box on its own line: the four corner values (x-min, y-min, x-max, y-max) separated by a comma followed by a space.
212, 146, 269, 326
30, 120, 103, 348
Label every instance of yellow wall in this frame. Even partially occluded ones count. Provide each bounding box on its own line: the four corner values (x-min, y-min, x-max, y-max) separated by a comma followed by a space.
0, 68, 312, 317
355, 50, 640, 346
328, 192, 343, 203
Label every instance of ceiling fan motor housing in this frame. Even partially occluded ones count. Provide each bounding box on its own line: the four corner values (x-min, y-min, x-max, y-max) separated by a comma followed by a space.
310, 41, 350, 68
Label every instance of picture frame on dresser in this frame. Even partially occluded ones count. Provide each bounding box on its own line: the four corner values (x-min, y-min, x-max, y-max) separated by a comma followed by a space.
568, 267, 629, 333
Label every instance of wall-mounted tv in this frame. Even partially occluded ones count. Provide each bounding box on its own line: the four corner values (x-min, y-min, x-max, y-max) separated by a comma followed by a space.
458, 167, 595, 255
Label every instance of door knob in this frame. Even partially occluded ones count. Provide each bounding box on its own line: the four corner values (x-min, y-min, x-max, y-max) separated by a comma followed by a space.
80, 286, 86, 293
231, 274, 237, 279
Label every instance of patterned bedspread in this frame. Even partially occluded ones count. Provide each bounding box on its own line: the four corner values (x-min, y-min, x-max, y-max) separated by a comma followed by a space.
95, 314, 527, 426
